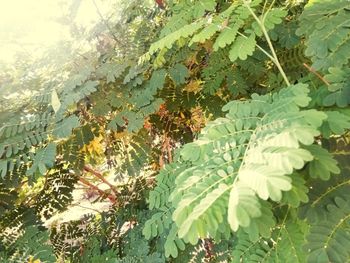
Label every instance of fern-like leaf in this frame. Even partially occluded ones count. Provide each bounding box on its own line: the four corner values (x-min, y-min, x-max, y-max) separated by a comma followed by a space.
26, 143, 56, 176
169, 83, 326, 243
297, 0, 350, 71
305, 197, 350, 263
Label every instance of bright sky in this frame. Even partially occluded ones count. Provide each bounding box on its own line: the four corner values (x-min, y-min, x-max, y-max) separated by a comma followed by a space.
0, 0, 113, 63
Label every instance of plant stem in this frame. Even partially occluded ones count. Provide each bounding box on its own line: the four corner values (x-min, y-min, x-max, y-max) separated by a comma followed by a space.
236, 31, 275, 62
303, 63, 330, 86
91, 0, 124, 48
79, 177, 116, 203
83, 165, 118, 195
244, 2, 291, 86
262, 0, 277, 21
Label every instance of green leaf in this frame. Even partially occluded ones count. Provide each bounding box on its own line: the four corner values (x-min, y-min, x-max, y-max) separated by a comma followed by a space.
169, 64, 189, 86
96, 62, 128, 83
190, 23, 220, 45
169, 84, 324, 242
306, 144, 340, 180
26, 143, 56, 176
321, 111, 350, 138
297, 1, 350, 70
305, 197, 350, 263
229, 34, 256, 62
164, 224, 186, 258
148, 20, 205, 55
193, 0, 216, 18
82, 80, 99, 93
239, 165, 292, 201
262, 8, 287, 31
281, 173, 309, 207
51, 88, 61, 113
213, 24, 240, 51
259, 146, 314, 174
242, 201, 275, 240
91, 101, 111, 116
0, 160, 7, 178
177, 183, 229, 239
53, 116, 80, 139
7, 226, 56, 262
228, 185, 261, 231
149, 69, 167, 91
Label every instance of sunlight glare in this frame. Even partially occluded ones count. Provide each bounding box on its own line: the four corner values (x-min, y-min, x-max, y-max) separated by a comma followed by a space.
0, 0, 110, 63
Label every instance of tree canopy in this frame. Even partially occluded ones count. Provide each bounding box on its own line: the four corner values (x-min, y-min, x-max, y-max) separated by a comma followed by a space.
0, 0, 350, 262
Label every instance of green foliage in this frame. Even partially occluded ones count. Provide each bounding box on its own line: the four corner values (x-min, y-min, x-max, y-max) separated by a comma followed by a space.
322, 68, 350, 107
142, 0, 350, 261
232, 216, 307, 263
106, 129, 153, 177
36, 166, 78, 219
229, 34, 256, 62
143, 164, 187, 258
258, 8, 287, 33
169, 64, 189, 86
0, 226, 56, 262
297, 0, 350, 71
79, 238, 119, 263
170, 84, 324, 242
26, 143, 56, 176
1, 0, 350, 262
306, 144, 340, 181
201, 48, 234, 95
53, 116, 80, 139
305, 197, 350, 263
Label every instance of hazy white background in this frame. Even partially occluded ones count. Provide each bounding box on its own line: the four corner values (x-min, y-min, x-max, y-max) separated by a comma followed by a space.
0, 0, 114, 63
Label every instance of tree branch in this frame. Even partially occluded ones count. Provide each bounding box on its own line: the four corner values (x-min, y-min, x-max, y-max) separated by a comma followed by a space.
303, 63, 330, 86
79, 177, 116, 203
91, 0, 124, 47
83, 165, 118, 195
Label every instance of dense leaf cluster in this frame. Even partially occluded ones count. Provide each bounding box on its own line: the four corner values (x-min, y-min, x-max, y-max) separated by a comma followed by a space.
0, 0, 350, 262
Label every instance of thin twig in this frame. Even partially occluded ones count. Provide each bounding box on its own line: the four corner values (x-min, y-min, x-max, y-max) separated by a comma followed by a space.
262, 0, 277, 21
163, 136, 173, 163
72, 203, 106, 214
79, 177, 116, 203
91, 0, 123, 47
244, 1, 290, 86
303, 63, 330, 86
236, 31, 275, 62
83, 165, 118, 195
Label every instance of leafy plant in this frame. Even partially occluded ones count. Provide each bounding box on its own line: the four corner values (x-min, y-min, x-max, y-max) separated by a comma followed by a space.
0, 0, 350, 262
